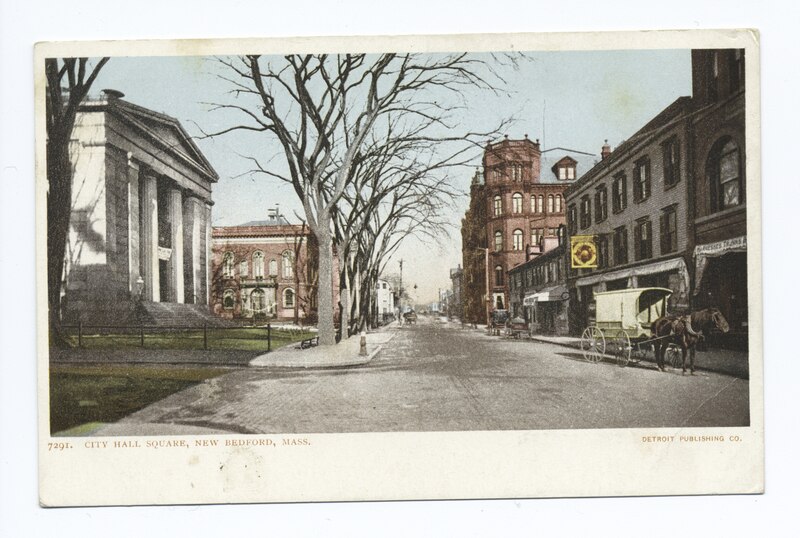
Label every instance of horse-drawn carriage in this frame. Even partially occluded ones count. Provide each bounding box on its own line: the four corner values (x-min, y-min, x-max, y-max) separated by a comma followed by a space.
580, 287, 678, 367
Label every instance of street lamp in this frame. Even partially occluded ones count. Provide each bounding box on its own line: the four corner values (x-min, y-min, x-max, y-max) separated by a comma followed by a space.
473, 247, 490, 329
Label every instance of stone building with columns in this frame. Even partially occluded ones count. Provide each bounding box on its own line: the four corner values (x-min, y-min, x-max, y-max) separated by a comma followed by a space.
61, 90, 219, 326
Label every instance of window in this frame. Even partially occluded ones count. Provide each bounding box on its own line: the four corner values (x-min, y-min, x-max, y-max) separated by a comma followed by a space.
613, 226, 628, 266
709, 138, 744, 211
558, 167, 567, 180
567, 166, 575, 180
282, 250, 294, 279
494, 265, 504, 287
597, 235, 609, 269
530, 227, 543, 247
594, 185, 608, 223
512, 229, 523, 251
222, 252, 234, 278
633, 157, 651, 202
268, 259, 277, 276
250, 289, 266, 312
662, 137, 681, 187
239, 259, 248, 277
547, 194, 554, 213
579, 195, 591, 229
555, 194, 563, 213
709, 50, 720, 101
283, 288, 295, 308
494, 230, 503, 252
730, 49, 744, 92
568, 205, 578, 235
223, 289, 235, 309
493, 195, 503, 216
511, 164, 523, 181
252, 251, 264, 278
660, 205, 678, 254
512, 192, 523, 214
537, 195, 544, 213
612, 173, 627, 213
635, 218, 653, 260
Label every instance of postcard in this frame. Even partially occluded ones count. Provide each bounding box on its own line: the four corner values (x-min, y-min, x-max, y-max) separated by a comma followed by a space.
36, 29, 762, 506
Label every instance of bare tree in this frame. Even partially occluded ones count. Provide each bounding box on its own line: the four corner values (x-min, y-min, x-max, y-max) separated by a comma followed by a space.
45, 57, 109, 344
209, 53, 510, 345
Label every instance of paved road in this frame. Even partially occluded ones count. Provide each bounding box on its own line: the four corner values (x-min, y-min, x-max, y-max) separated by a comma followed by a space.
97, 316, 750, 435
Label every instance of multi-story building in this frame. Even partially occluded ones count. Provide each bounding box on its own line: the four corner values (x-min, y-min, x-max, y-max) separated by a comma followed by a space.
689, 48, 747, 346
375, 278, 395, 324
462, 136, 594, 324
61, 90, 219, 327
210, 209, 333, 323
508, 234, 569, 335
564, 97, 695, 333
563, 48, 747, 349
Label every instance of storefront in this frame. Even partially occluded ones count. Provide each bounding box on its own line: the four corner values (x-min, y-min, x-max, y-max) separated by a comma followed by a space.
524, 285, 569, 335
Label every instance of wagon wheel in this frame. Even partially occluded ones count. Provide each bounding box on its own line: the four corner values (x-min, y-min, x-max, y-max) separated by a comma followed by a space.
666, 344, 682, 369
614, 330, 632, 367
580, 326, 606, 363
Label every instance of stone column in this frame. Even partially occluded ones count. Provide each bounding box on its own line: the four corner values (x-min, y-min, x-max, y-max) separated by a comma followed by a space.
169, 187, 184, 304
127, 156, 141, 294
182, 196, 203, 304
141, 173, 159, 302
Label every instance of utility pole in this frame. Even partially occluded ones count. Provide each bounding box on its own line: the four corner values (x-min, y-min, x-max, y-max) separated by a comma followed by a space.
398, 259, 404, 312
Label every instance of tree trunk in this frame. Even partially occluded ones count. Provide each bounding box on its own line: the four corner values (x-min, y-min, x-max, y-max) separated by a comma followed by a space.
46, 139, 73, 347
315, 226, 336, 345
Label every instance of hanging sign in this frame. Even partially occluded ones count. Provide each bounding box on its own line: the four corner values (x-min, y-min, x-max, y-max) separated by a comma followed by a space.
570, 235, 597, 269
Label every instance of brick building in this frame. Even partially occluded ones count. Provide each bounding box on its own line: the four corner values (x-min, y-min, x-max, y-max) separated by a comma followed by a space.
62, 90, 218, 327
461, 136, 594, 324
210, 209, 336, 323
564, 97, 695, 333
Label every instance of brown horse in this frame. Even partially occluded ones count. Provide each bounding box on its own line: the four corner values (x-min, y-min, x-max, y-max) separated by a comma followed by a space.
651, 308, 730, 374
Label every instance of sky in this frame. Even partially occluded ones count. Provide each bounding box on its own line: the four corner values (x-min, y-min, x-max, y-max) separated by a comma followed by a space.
88, 50, 692, 303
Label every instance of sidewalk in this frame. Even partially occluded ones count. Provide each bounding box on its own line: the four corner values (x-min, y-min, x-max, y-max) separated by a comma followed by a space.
249, 326, 396, 368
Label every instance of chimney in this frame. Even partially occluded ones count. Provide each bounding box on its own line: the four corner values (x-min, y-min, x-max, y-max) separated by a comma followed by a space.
101, 89, 125, 101
601, 139, 612, 160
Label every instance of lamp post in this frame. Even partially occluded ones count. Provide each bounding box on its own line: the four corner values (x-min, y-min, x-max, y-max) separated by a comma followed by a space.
474, 247, 490, 329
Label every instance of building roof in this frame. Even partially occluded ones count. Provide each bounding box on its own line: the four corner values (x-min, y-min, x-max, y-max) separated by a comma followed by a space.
239, 215, 292, 227
509, 243, 566, 274
540, 148, 598, 184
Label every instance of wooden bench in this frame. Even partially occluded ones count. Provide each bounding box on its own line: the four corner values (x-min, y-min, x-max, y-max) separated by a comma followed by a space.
299, 336, 319, 349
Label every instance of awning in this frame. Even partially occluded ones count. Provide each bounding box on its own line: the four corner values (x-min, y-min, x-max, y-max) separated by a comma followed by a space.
531, 285, 568, 303
523, 294, 538, 306
575, 257, 690, 293
693, 236, 747, 294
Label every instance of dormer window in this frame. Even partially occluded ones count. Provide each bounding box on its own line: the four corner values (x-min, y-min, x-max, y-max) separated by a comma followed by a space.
557, 164, 576, 180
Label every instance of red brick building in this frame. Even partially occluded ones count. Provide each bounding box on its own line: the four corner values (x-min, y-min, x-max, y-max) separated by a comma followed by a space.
462, 136, 594, 320
210, 210, 338, 323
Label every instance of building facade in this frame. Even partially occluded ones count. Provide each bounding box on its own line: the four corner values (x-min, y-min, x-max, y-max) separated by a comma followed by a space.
449, 265, 463, 321
210, 211, 327, 323
375, 278, 396, 325
689, 48, 748, 346
508, 238, 569, 336
462, 136, 593, 324
62, 90, 218, 326
564, 97, 695, 333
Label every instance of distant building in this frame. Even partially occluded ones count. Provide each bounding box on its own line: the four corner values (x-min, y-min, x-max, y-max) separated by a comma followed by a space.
449, 265, 463, 320
461, 136, 594, 323
62, 90, 219, 327
210, 208, 337, 323
375, 278, 395, 324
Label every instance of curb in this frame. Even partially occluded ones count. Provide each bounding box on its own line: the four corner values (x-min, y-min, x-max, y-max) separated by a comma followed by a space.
249, 345, 382, 369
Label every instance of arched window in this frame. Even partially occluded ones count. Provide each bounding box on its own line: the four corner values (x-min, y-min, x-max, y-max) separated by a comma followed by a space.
223, 289, 235, 309
493, 195, 503, 216
494, 230, 503, 252
555, 194, 563, 213
512, 192, 523, 214
252, 251, 264, 278
282, 250, 294, 279
547, 194, 555, 213
494, 265, 504, 287
283, 288, 295, 308
512, 229, 523, 251
268, 259, 278, 276
222, 252, 234, 278
537, 195, 544, 213
250, 288, 266, 312
708, 138, 743, 212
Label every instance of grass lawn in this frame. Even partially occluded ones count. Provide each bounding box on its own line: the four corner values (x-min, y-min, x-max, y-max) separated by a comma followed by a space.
64, 327, 316, 352
49, 364, 236, 436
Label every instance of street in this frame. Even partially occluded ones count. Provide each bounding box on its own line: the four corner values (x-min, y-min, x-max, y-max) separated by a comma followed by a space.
98, 315, 750, 434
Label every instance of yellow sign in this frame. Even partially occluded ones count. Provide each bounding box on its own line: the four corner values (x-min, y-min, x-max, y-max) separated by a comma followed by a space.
571, 235, 597, 269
